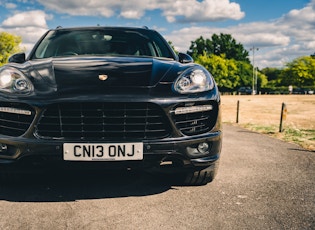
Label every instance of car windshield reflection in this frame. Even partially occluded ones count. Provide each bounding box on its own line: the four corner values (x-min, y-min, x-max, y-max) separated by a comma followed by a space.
32, 28, 174, 59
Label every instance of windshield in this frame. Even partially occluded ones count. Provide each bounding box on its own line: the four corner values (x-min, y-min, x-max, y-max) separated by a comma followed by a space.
31, 28, 175, 60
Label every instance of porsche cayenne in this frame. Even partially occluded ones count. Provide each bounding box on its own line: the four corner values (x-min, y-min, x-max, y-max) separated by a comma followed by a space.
0, 26, 222, 185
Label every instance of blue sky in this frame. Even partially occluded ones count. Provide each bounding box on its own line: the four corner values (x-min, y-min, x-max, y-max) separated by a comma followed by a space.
0, 0, 313, 68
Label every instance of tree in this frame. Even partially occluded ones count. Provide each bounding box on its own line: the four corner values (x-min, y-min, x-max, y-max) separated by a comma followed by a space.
203, 54, 239, 91
195, 52, 267, 92
168, 41, 178, 54
280, 56, 315, 86
261, 67, 282, 87
236, 61, 254, 87
195, 53, 239, 91
0, 32, 22, 66
187, 36, 212, 59
188, 33, 250, 63
256, 70, 268, 91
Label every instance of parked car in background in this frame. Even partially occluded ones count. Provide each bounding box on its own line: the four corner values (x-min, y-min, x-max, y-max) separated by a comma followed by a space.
0, 26, 222, 185
293, 88, 314, 94
237, 86, 252, 95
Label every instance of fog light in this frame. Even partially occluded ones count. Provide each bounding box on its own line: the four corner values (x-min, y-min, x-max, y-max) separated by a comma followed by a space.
0, 144, 7, 153
186, 142, 210, 157
198, 142, 209, 154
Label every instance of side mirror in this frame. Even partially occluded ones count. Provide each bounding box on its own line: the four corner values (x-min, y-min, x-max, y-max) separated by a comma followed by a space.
178, 53, 193, 64
8, 52, 26, 64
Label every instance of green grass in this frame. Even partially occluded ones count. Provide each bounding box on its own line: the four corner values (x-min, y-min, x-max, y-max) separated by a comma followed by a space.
238, 123, 315, 151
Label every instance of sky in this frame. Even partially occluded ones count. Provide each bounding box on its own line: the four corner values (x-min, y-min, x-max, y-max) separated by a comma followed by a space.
0, 0, 314, 69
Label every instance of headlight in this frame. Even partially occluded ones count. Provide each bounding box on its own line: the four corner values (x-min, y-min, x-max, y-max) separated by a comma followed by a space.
173, 67, 214, 94
0, 67, 34, 94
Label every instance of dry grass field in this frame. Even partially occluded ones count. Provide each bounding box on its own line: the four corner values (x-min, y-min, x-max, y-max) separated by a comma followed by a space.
221, 95, 315, 151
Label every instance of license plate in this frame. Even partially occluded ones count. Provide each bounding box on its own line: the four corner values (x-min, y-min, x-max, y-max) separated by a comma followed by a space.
63, 143, 143, 161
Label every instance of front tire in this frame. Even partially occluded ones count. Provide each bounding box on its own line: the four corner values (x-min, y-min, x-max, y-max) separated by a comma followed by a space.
183, 162, 219, 186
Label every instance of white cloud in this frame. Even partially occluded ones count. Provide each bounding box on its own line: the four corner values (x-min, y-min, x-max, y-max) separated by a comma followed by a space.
1, 10, 50, 53
119, 10, 144, 19
5, 3, 17, 9
305, 40, 315, 50
36, 0, 244, 22
38, 0, 117, 17
236, 33, 290, 47
161, 0, 244, 23
166, 1, 315, 68
2, 10, 50, 28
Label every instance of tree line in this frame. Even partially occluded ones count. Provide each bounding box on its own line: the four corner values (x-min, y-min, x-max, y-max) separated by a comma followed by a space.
1, 31, 314, 93
187, 34, 315, 93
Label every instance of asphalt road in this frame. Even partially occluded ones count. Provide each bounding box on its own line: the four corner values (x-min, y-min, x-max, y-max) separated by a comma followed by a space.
0, 124, 314, 230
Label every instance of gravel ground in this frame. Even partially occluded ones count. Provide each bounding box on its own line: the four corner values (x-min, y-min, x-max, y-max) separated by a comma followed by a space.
0, 124, 314, 230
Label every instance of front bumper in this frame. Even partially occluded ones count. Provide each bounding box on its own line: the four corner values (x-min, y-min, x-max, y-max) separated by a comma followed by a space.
0, 87, 222, 173
0, 131, 221, 173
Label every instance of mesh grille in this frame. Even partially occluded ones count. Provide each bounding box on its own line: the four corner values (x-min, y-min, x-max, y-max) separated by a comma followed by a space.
172, 102, 218, 136
36, 102, 171, 140
0, 102, 35, 137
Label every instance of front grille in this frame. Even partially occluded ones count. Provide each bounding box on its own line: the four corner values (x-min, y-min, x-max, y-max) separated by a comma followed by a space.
36, 102, 171, 140
0, 102, 35, 137
172, 102, 218, 136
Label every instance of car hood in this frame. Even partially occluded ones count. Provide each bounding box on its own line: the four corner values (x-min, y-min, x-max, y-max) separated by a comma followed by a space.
26, 56, 178, 94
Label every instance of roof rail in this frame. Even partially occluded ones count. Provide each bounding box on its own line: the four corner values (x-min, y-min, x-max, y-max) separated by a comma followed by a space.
56, 26, 63, 29
142, 26, 149, 29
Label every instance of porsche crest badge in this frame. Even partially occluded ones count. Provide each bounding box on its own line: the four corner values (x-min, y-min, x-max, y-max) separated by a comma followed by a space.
99, 74, 108, 81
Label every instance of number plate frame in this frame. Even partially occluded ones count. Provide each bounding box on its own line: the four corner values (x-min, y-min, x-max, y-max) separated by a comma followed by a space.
63, 143, 143, 161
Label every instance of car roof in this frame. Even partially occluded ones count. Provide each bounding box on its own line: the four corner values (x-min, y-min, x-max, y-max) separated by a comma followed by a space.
51, 26, 155, 33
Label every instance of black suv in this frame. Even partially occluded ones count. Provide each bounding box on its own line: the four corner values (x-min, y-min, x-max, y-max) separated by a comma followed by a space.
0, 26, 222, 185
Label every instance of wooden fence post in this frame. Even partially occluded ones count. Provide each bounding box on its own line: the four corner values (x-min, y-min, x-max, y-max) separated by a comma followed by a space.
236, 100, 240, 123
279, 102, 287, 132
